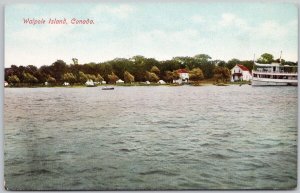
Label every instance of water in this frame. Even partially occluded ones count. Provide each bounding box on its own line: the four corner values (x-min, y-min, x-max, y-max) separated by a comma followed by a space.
4, 85, 297, 190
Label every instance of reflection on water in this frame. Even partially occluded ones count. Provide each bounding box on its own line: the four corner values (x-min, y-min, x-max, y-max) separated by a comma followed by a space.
4, 85, 297, 190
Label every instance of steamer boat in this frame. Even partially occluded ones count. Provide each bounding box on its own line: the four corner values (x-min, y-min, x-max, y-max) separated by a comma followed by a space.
252, 62, 298, 86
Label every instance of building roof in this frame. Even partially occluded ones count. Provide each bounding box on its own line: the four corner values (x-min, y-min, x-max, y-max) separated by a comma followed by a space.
237, 64, 250, 71
177, 69, 188, 73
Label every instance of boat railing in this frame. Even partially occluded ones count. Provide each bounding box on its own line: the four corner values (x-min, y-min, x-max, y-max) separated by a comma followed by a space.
252, 70, 298, 75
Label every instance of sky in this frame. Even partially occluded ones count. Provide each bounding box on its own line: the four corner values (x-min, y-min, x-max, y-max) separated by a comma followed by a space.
5, 2, 298, 67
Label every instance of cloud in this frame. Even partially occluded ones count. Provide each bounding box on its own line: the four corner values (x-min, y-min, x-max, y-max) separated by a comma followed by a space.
218, 13, 295, 41
136, 29, 200, 45
252, 20, 288, 39
90, 4, 136, 19
8, 4, 39, 11
191, 15, 204, 23
219, 13, 247, 28
129, 29, 203, 59
11, 24, 75, 43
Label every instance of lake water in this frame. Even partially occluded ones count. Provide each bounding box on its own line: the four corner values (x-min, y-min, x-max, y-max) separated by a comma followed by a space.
4, 85, 297, 190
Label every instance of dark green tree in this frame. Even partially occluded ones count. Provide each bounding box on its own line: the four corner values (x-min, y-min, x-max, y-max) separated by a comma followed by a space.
50, 60, 67, 83
226, 58, 241, 70
194, 54, 212, 62
257, 53, 274, 64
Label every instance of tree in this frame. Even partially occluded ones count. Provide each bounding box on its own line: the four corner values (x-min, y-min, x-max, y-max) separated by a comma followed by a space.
25, 65, 38, 74
173, 56, 195, 69
124, 71, 135, 83
257, 53, 274, 64
47, 76, 56, 84
130, 55, 146, 63
108, 72, 119, 84
172, 70, 180, 80
160, 60, 180, 73
86, 74, 96, 81
240, 60, 254, 72
130, 55, 147, 81
213, 67, 231, 83
164, 71, 174, 83
33, 71, 46, 83
23, 72, 38, 84
189, 68, 204, 81
50, 60, 67, 83
194, 54, 212, 62
8, 75, 20, 84
78, 71, 88, 84
72, 58, 78, 65
62, 73, 76, 84
150, 66, 160, 75
95, 74, 104, 82
145, 71, 159, 82
214, 60, 226, 67
226, 58, 240, 70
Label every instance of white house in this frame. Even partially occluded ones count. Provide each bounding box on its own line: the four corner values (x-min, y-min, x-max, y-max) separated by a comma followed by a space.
116, 79, 124, 84
173, 69, 189, 84
101, 81, 106, 84
231, 64, 252, 82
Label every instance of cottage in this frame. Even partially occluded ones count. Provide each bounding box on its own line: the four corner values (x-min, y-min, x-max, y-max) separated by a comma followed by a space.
173, 69, 189, 84
63, 82, 70, 86
116, 79, 124, 84
85, 79, 95, 86
231, 64, 252, 82
157, 80, 166, 84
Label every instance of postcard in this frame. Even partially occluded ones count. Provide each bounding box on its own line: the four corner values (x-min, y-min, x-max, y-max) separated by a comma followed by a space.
4, 2, 298, 190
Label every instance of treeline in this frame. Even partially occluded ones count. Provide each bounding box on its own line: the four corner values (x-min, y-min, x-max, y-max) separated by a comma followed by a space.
5, 53, 297, 85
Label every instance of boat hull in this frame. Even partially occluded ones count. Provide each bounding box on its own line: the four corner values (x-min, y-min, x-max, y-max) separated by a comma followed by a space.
252, 78, 298, 86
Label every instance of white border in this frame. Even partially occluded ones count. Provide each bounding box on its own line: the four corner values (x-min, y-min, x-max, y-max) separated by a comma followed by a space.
0, 0, 299, 192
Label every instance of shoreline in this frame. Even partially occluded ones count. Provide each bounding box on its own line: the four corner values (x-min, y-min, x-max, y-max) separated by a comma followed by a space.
4, 81, 251, 88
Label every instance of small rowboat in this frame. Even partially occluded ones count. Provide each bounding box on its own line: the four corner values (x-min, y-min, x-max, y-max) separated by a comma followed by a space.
102, 87, 114, 90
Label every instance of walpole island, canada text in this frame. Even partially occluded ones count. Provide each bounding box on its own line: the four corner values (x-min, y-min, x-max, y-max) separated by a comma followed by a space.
23, 18, 95, 25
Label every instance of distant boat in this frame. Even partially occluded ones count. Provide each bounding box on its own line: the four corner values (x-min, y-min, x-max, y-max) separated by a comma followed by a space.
252, 62, 298, 86
102, 87, 114, 90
